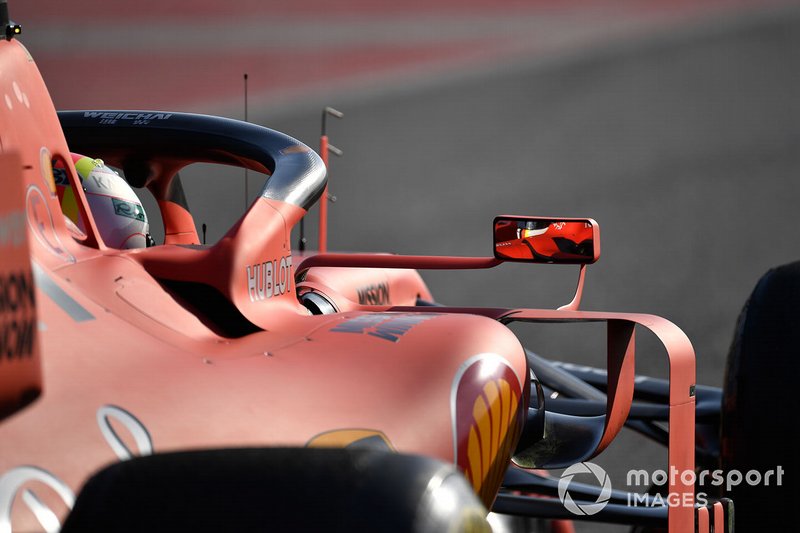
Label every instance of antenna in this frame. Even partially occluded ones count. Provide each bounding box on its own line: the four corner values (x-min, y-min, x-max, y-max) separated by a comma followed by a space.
243, 73, 249, 211
202, 223, 207, 245
318, 107, 343, 253
1, 0, 22, 40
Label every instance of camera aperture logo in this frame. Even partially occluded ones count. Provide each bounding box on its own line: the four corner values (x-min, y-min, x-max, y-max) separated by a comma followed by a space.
558, 462, 612, 515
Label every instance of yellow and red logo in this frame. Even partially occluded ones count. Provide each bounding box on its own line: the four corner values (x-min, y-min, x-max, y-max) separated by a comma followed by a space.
39, 147, 56, 195
306, 429, 394, 451
452, 355, 525, 507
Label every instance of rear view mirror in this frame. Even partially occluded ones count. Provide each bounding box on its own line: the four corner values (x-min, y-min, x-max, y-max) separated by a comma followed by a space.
493, 216, 599, 264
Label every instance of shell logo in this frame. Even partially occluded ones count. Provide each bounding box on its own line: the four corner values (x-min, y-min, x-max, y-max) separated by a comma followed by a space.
452, 354, 525, 507
306, 429, 394, 451
39, 148, 56, 195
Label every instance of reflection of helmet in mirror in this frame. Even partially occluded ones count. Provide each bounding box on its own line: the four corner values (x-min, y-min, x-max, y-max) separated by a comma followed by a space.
56, 154, 150, 249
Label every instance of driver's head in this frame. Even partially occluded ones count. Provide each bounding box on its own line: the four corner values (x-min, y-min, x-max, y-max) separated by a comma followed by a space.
55, 153, 150, 249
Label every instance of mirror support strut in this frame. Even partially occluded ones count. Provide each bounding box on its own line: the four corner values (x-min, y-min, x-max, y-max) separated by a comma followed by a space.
558, 264, 586, 312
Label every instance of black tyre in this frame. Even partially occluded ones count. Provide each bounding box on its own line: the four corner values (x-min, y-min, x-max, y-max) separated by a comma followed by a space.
62, 448, 491, 533
721, 261, 800, 531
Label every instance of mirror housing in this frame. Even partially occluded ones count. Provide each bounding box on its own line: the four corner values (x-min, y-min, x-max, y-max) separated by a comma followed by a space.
493, 216, 600, 264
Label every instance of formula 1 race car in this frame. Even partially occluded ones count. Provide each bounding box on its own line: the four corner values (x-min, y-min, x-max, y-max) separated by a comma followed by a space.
2, 3, 791, 532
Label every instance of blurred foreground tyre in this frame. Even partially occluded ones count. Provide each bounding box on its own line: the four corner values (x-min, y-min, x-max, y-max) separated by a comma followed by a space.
61, 448, 491, 532
722, 261, 800, 531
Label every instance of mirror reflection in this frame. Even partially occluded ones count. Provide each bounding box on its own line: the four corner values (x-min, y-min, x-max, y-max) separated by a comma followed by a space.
493, 217, 598, 264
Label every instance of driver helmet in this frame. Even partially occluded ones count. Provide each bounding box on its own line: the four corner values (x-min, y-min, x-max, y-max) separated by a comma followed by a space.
55, 153, 151, 249
520, 220, 547, 240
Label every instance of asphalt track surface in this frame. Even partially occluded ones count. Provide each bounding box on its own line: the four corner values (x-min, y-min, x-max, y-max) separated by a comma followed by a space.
16, 1, 800, 530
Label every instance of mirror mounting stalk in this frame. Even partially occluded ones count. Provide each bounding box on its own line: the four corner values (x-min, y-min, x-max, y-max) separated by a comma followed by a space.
558, 264, 587, 311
